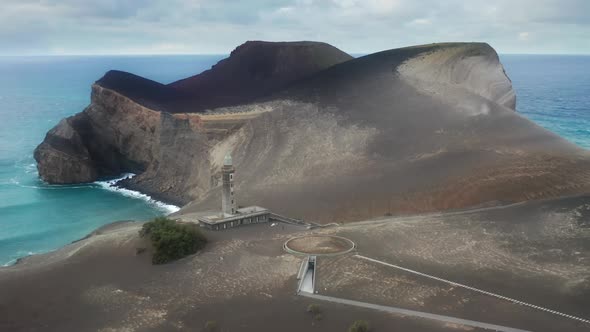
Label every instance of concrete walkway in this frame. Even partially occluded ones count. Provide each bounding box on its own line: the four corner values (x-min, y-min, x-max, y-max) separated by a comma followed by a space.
299, 292, 531, 332
355, 255, 590, 325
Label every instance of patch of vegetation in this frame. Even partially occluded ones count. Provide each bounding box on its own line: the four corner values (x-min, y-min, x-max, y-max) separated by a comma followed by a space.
307, 304, 321, 315
139, 217, 207, 264
307, 304, 323, 323
348, 320, 370, 332
204, 320, 218, 332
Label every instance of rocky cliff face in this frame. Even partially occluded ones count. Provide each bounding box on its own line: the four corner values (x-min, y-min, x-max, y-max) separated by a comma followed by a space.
35, 41, 590, 222
34, 41, 353, 203
34, 116, 97, 184
35, 85, 210, 204
397, 43, 516, 110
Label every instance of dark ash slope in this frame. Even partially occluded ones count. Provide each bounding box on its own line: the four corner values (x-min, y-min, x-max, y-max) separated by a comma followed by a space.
92, 41, 353, 114
35, 41, 590, 222
169, 40, 354, 111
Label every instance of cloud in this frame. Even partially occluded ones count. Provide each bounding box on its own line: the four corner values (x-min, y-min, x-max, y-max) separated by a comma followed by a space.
0, 0, 588, 55
410, 18, 431, 25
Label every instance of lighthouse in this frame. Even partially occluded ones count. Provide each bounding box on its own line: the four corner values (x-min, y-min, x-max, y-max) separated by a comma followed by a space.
221, 154, 236, 215
198, 153, 273, 230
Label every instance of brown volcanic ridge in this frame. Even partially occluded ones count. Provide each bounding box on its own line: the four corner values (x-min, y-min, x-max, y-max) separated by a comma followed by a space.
34, 41, 590, 223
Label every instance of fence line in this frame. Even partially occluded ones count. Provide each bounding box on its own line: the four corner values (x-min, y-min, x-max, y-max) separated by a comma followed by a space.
355, 255, 590, 325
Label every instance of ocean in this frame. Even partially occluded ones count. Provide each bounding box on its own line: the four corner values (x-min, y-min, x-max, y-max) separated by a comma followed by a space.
0, 55, 224, 265
0, 54, 588, 266
501, 55, 590, 149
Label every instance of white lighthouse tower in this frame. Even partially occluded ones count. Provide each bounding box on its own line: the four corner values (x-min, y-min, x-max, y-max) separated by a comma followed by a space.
221, 154, 236, 215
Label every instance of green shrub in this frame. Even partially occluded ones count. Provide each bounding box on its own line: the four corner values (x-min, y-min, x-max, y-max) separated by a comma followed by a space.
140, 217, 207, 264
204, 320, 218, 331
307, 304, 321, 315
348, 320, 370, 332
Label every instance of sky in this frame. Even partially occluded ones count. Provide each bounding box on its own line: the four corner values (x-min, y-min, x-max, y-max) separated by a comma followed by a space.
1, 0, 589, 55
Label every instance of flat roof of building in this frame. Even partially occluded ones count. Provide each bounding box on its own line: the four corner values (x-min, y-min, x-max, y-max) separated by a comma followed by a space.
198, 206, 270, 225
237, 206, 267, 214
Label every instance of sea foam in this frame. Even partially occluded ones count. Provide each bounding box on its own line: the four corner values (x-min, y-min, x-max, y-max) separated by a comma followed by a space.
95, 174, 180, 214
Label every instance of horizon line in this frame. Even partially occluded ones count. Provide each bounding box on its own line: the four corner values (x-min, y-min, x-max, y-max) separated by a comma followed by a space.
1, 52, 590, 57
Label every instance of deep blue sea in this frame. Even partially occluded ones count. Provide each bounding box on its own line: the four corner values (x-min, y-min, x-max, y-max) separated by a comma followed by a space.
0, 54, 588, 266
501, 55, 590, 149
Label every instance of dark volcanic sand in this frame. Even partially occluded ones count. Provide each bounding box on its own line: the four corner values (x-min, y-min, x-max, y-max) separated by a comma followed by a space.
319, 195, 590, 331
1, 195, 589, 331
0, 222, 481, 332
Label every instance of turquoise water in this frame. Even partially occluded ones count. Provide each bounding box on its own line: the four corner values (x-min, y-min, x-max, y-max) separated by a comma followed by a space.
0, 54, 588, 266
0, 55, 223, 265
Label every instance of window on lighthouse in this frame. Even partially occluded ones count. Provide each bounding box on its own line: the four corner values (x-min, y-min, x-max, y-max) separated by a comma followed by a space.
230, 174, 233, 181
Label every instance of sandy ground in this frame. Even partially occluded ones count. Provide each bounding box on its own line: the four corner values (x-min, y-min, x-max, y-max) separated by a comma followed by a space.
0, 195, 589, 331
0, 223, 473, 332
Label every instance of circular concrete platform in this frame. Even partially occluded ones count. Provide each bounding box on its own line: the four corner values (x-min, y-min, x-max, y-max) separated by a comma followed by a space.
284, 235, 355, 256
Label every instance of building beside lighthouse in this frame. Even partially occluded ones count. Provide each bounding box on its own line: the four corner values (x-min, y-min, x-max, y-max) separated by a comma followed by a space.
198, 154, 271, 230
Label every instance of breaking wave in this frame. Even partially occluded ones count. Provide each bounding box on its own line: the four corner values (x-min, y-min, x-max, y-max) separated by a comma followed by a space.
2, 251, 37, 267
94, 174, 180, 214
